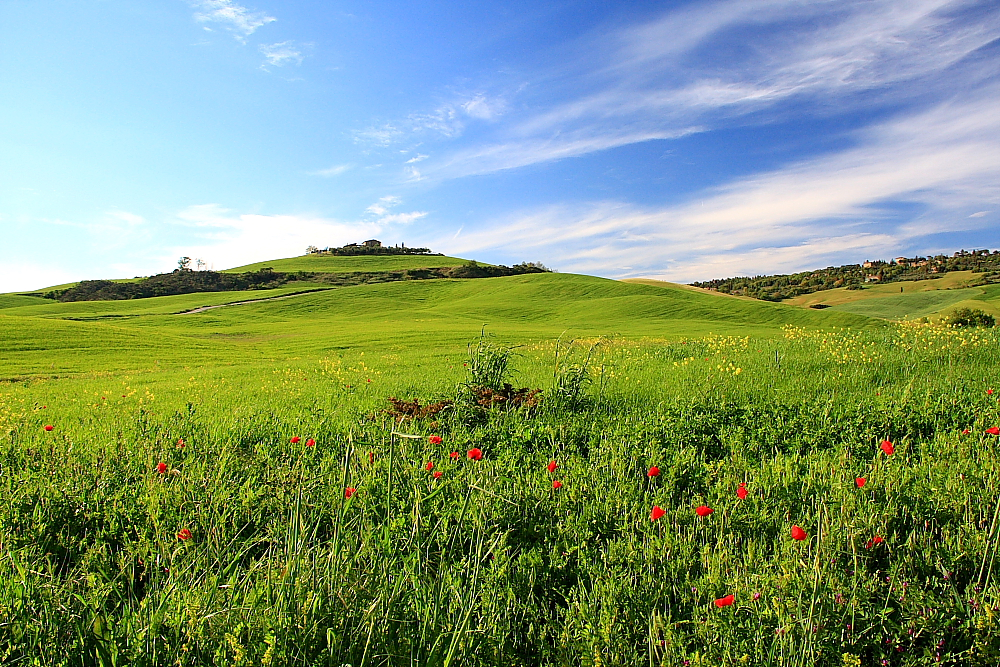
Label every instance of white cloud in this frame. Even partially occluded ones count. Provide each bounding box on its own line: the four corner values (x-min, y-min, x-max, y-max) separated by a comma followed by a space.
311, 164, 352, 177
461, 94, 506, 120
377, 211, 427, 225
259, 41, 305, 68
434, 89, 1000, 281
969, 211, 990, 218
191, 0, 276, 41
0, 261, 78, 293
170, 204, 416, 270
359, 196, 424, 225
405, 154, 429, 163
353, 124, 403, 147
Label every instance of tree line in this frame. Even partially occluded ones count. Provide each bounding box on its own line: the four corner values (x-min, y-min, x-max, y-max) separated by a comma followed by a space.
37, 261, 552, 302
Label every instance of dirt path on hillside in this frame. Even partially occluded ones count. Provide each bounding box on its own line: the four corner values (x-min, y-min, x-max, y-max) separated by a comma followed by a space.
179, 288, 333, 314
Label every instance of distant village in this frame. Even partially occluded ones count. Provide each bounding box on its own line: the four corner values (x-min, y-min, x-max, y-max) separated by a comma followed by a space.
306, 239, 441, 256
859, 249, 1000, 282
692, 248, 1000, 301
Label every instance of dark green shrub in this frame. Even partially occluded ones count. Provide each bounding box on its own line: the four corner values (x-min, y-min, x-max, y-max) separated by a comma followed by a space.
946, 307, 995, 327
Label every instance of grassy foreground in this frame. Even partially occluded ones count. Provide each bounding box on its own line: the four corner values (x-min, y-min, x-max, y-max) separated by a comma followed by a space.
2, 272, 1000, 665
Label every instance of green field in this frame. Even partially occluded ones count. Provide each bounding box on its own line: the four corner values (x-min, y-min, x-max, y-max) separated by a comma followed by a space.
2, 263, 999, 666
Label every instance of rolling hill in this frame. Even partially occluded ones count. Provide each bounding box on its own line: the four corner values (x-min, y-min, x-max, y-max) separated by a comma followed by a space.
0, 259, 878, 378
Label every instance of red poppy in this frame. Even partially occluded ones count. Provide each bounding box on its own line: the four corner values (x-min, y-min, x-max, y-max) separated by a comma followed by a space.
425, 461, 434, 471
648, 466, 660, 477
737, 482, 748, 500
344, 487, 356, 498
714, 594, 735, 608
865, 535, 884, 549
176, 528, 192, 541
880, 440, 895, 456
791, 525, 807, 541
449, 451, 460, 459
962, 429, 971, 435
856, 477, 867, 488
177, 438, 186, 448
552, 480, 563, 489
368, 451, 375, 464
43, 425, 53, 432
695, 505, 713, 517
306, 438, 316, 447
429, 435, 443, 445
651, 505, 666, 521
987, 427, 1000, 436
547, 460, 558, 473
290, 436, 301, 444
433, 471, 442, 479
989, 389, 994, 396
468, 448, 483, 461
156, 462, 167, 474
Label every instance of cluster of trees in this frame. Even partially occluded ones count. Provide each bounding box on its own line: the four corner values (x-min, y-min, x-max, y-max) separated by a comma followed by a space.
691, 249, 1000, 301
44, 268, 297, 302
307, 241, 438, 256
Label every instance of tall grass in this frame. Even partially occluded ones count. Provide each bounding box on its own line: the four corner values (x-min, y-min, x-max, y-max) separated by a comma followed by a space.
1, 323, 999, 665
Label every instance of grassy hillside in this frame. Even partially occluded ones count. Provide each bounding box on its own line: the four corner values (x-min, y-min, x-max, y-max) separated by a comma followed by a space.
0, 273, 877, 378
827, 287, 985, 319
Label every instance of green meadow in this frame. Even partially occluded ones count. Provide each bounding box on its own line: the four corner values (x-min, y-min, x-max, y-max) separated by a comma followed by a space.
2, 258, 1000, 666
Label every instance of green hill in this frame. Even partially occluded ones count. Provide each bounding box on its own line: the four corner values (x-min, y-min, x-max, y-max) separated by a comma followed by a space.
0, 271, 878, 377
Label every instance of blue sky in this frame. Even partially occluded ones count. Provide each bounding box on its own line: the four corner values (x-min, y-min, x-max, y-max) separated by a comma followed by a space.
2, 0, 998, 291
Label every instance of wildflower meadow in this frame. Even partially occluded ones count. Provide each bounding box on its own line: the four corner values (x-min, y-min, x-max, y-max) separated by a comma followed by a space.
2, 319, 1000, 666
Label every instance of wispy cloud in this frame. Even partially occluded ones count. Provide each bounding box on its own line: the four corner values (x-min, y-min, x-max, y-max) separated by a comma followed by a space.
311, 164, 353, 177
353, 123, 403, 148
361, 196, 425, 224
191, 0, 275, 41
259, 41, 305, 68
353, 93, 508, 149
436, 89, 1000, 281
419, 0, 1000, 180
